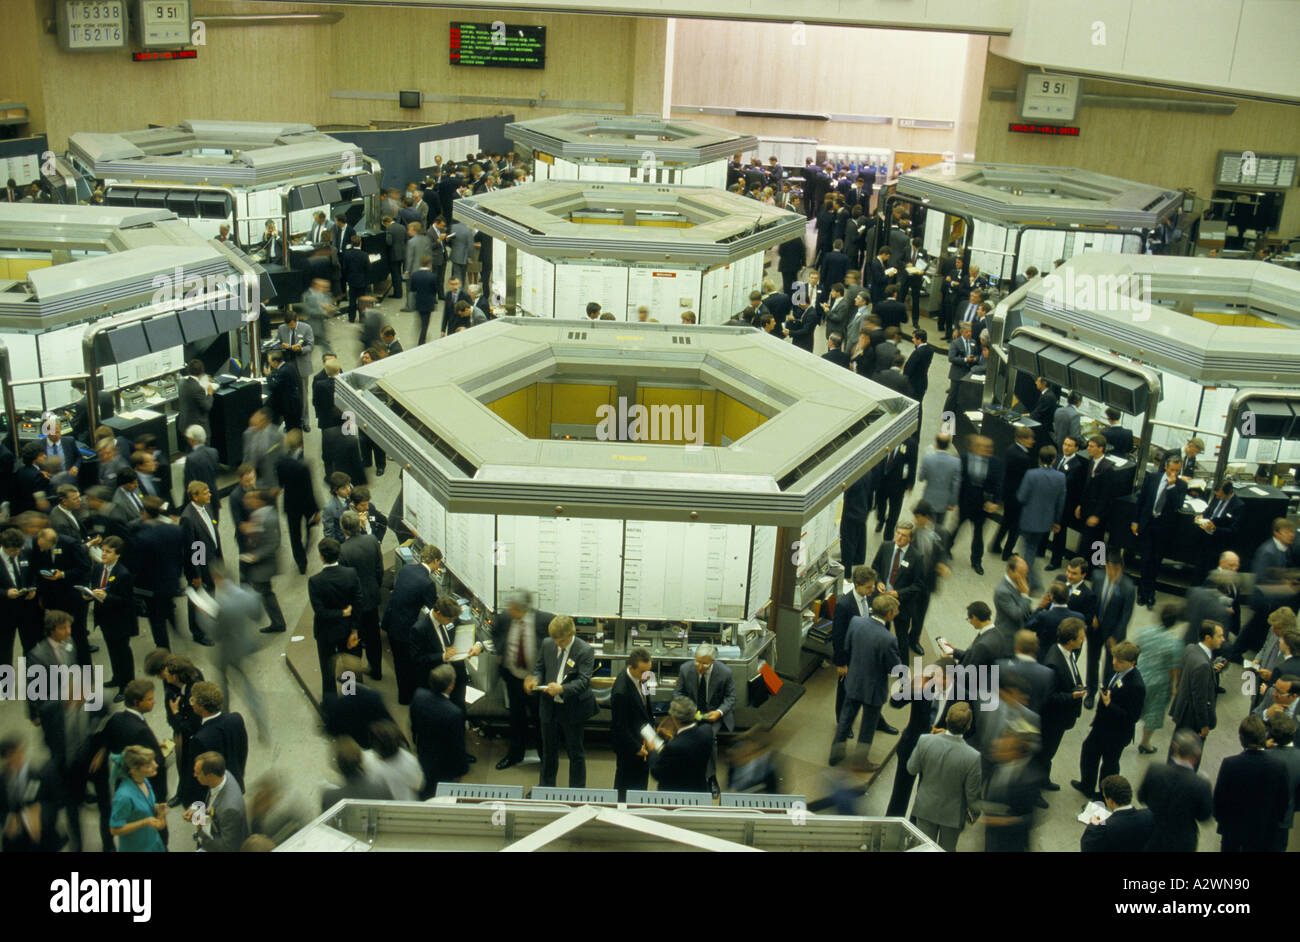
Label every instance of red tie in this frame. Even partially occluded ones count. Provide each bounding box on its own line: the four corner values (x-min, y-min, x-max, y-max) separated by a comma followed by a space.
99, 566, 108, 589
890, 547, 901, 587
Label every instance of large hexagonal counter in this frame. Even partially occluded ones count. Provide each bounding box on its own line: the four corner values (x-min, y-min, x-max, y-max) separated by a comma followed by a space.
457, 180, 805, 324
334, 317, 917, 681
508, 113, 757, 187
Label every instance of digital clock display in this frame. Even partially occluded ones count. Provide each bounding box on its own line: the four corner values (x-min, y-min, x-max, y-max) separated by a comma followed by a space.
1020, 73, 1081, 121
58, 1, 128, 50
136, 0, 191, 47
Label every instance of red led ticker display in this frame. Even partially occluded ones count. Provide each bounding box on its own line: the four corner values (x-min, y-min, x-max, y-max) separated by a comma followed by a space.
132, 49, 197, 60
1008, 123, 1080, 136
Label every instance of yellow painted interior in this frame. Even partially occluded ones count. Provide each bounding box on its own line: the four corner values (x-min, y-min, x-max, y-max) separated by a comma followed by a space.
1190, 310, 1289, 329
0, 257, 53, 279
486, 381, 769, 444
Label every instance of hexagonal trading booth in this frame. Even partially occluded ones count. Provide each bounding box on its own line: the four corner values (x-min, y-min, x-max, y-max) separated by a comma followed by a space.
890, 162, 1186, 292
987, 254, 1300, 585
458, 181, 805, 323
0, 203, 265, 462
508, 113, 757, 188
328, 317, 917, 725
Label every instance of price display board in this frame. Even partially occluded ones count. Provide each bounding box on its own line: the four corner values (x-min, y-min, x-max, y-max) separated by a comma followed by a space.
1215, 151, 1298, 190
57, 1, 128, 51
450, 23, 545, 69
134, 0, 191, 47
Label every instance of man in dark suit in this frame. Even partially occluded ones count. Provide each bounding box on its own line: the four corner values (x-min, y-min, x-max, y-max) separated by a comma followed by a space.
1213, 715, 1290, 851
867, 247, 891, 305
821, 333, 851, 369
833, 566, 877, 723
649, 696, 714, 793
1130, 454, 1187, 607
0, 528, 39, 663
990, 426, 1035, 562
181, 427, 220, 519
409, 255, 438, 346
785, 296, 819, 354
1072, 641, 1145, 799
89, 535, 136, 692
873, 438, 915, 542
885, 663, 947, 817
839, 475, 872, 574
179, 481, 220, 647
1088, 551, 1136, 705
1060, 555, 1099, 635
1001, 629, 1054, 717
903, 329, 933, 404
776, 235, 804, 294
830, 595, 903, 770
1169, 620, 1227, 767
1080, 774, 1154, 852
382, 545, 443, 705
1047, 435, 1088, 570
1027, 376, 1059, 437
411, 595, 483, 711
949, 600, 1010, 675
274, 430, 319, 576
872, 522, 924, 655
339, 511, 383, 680
308, 539, 360, 700
31, 527, 91, 667
1027, 582, 1084, 666
410, 663, 468, 798
490, 590, 554, 770
819, 239, 850, 290
441, 276, 468, 338
525, 616, 597, 788
187, 682, 249, 796
128, 498, 189, 649
943, 321, 979, 416
1040, 617, 1086, 788
96, 679, 168, 836
265, 352, 301, 432
177, 363, 213, 451
330, 213, 355, 255
1226, 519, 1296, 663
1194, 481, 1244, 582
951, 290, 985, 339
1138, 729, 1214, 851
610, 647, 654, 798
1100, 407, 1134, 457
1076, 435, 1116, 559
37, 426, 82, 481
676, 643, 737, 795
339, 235, 370, 323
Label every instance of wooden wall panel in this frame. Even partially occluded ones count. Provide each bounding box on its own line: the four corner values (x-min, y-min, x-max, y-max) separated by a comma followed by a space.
975, 53, 1300, 236
670, 19, 986, 156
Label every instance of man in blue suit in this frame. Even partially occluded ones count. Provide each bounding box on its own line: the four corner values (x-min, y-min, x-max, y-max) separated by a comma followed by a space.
38, 425, 82, 480
1194, 480, 1244, 583
832, 566, 877, 724
129, 497, 189, 650
829, 594, 903, 771
1130, 454, 1188, 607
1015, 446, 1066, 593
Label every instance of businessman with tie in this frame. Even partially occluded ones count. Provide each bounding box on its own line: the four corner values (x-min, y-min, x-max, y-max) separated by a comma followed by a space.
1041, 617, 1087, 789
833, 566, 878, 724
610, 647, 655, 799
1195, 481, 1244, 582
1073, 641, 1146, 800
1047, 435, 1088, 570
1131, 454, 1188, 607
1088, 551, 1135, 707
525, 616, 598, 788
830, 594, 903, 770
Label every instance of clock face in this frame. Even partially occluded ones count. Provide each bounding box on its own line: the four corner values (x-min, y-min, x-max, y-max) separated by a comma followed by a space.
59, 1, 127, 50
136, 0, 191, 46
1021, 75, 1080, 121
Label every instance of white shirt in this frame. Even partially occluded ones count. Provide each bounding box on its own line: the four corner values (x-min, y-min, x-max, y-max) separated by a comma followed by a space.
195, 504, 218, 549
207, 772, 229, 809
1197, 642, 1214, 661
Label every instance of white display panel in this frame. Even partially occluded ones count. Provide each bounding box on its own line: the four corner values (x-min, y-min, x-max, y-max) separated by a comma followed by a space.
401, 473, 446, 549
1018, 228, 1068, 275
699, 265, 730, 325
419, 135, 479, 168
113, 346, 184, 387
2, 331, 41, 411
576, 163, 635, 183
554, 264, 627, 322
243, 188, 281, 248
626, 268, 702, 322
1150, 371, 1203, 451
444, 508, 495, 604
518, 251, 555, 317
496, 515, 623, 617
797, 499, 839, 577
747, 525, 778, 619
923, 214, 946, 259
622, 520, 750, 620
0, 155, 40, 187
679, 162, 728, 189
491, 237, 507, 307
37, 325, 88, 411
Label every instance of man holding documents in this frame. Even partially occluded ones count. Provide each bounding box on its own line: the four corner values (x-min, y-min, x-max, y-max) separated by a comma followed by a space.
610, 647, 655, 798
524, 616, 597, 788
412, 595, 482, 713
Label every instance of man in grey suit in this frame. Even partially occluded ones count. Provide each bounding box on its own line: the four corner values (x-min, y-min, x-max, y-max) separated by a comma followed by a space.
1053, 391, 1083, 450
1169, 620, 1226, 768
524, 615, 598, 787
918, 434, 961, 527
188, 751, 248, 852
993, 556, 1034, 650
907, 702, 982, 851
676, 643, 736, 796
830, 595, 903, 770
275, 310, 315, 431
384, 215, 407, 300
403, 222, 434, 312
1015, 446, 1067, 593
241, 410, 283, 489
447, 219, 473, 285
240, 489, 286, 635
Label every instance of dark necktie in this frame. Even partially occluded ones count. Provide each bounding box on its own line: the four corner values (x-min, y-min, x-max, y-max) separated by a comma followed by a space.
1067, 651, 1080, 685
8, 556, 19, 589
890, 546, 901, 587
513, 621, 526, 669
701, 669, 708, 707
